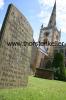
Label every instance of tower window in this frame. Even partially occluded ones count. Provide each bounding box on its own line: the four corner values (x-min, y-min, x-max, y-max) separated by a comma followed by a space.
56, 35, 58, 40
44, 32, 49, 36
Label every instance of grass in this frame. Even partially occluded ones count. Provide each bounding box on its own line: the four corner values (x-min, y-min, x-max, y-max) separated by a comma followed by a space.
0, 76, 66, 100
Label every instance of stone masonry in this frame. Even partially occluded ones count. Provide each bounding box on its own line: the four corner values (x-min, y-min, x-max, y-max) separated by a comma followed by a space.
0, 4, 33, 88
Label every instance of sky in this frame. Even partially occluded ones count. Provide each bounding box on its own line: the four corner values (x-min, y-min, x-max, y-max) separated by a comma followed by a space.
0, 0, 66, 42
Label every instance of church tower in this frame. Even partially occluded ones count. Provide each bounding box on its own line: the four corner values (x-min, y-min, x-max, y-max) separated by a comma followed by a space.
39, 1, 61, 56
35, 1, 61, 69
35, 1, 62, 79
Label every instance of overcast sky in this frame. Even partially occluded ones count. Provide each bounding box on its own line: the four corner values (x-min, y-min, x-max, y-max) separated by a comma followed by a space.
0, 0, 66, 42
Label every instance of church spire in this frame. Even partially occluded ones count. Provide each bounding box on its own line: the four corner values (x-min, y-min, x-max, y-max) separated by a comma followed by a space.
48, 1, 56, 28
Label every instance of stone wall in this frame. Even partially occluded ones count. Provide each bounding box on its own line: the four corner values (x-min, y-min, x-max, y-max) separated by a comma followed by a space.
35, 68, 54, 80
30, 39, 38, 74
0, 4, 33, 88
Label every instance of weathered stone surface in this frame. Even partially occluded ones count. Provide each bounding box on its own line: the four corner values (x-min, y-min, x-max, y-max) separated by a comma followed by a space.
35, 68, 54, 80
0, 4, 33, 88
30, 39, 38, 74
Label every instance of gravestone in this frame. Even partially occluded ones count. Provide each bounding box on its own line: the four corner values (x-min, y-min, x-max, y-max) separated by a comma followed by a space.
0, 4, 33, 88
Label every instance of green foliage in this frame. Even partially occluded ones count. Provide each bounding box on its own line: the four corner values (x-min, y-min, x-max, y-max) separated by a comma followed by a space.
65, 68, 66, 77
52, 52, 64, 68
59, 66, 65, 81
64, 67, 66, 81
52, 52, 65, 81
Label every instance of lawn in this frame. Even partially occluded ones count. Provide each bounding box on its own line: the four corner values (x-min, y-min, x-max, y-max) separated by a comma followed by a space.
0, 76, 66, 100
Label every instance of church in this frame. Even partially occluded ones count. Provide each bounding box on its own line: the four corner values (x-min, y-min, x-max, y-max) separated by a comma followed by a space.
32, 1, 66, 79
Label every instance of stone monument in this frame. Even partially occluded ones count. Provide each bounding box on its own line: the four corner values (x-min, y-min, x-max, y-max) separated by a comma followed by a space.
0, 4, 33, 88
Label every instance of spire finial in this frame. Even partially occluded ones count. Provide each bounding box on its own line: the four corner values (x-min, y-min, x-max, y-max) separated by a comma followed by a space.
41, 24, 43, 29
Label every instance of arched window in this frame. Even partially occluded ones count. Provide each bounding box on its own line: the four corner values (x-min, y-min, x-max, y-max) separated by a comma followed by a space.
44, 32, 49, 37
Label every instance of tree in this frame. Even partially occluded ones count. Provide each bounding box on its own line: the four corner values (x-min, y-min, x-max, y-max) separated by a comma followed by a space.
52, 52, 64, 68
52, 52, 65, 81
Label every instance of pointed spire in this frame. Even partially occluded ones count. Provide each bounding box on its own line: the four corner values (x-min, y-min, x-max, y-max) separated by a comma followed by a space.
41, 24, 43, 29
48, 1, 56, 28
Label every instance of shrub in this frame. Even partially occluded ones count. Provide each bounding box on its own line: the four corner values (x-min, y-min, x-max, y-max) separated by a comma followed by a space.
52, 52, 66, 81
